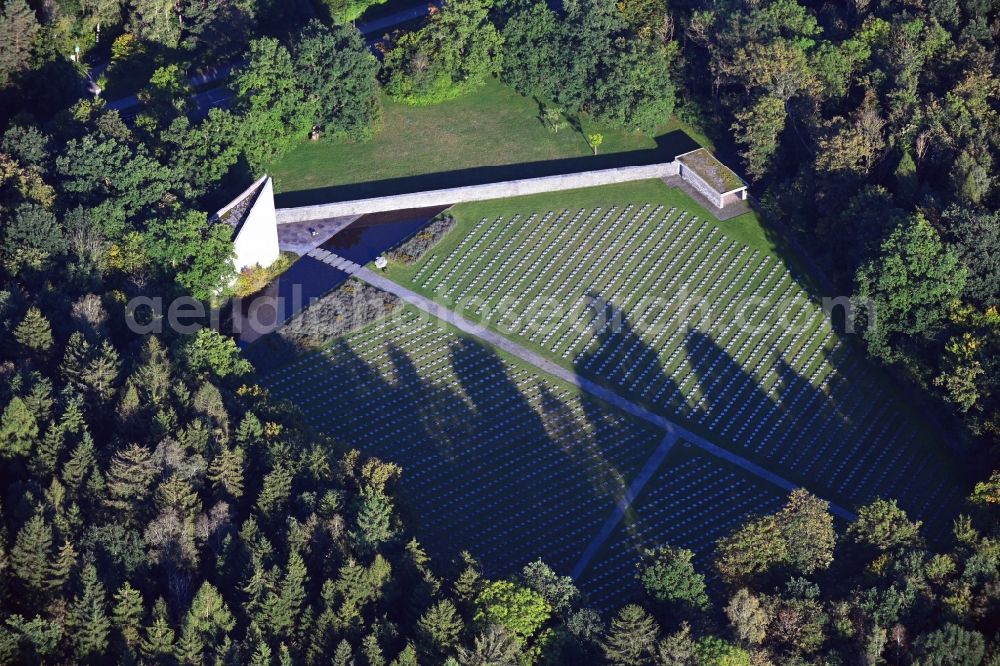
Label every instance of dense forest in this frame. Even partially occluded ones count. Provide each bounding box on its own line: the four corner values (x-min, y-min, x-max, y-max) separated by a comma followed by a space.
0, 0, 998, 660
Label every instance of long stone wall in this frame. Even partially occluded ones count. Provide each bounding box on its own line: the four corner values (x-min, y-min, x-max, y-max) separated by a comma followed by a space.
275, 162, 680, 223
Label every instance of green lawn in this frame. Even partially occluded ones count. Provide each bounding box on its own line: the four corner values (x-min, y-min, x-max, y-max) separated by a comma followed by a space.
268, 78, 712, 206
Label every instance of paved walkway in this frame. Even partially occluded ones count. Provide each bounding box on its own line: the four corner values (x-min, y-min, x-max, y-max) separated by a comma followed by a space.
280, 216, 360, 255
570, 432, 679, 579
312, 249, 857, 576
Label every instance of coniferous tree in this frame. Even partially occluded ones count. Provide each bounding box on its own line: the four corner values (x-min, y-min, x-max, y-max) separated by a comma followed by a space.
256, 464, 293, 518
33, 424, 63, 474
0, 396, 38, 458
208, 445, 245, 498
267, 550, 308, 640
456, 625, 521, 666
85, 340, 120, 405
417, 599, 464, 656
0, 0, 41, 86
61, 432, 97, 494
59, 397, 86, 435
105, 444, 160, 519
332, 639, 354, 666
133, 337, 172, 407
180, 582, 235, 662
351, 487, 396, 553
67, 564, 111, 660
47, 539, 77, 590
392, 643, 418, 666
61, 332, 92, 392
112, 582, 144, 648
655, 622, 697, 665
602, 604, 659, 666
363, 632, 385, 666
141, 616, 176, 662
9, 515, 53, 595
13, 307, 52, 352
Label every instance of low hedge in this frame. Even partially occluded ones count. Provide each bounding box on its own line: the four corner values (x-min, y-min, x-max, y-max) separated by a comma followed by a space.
388, 213, 457, 264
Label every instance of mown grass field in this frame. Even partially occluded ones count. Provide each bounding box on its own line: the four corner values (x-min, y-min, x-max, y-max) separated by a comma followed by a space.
267, 78, 712, 206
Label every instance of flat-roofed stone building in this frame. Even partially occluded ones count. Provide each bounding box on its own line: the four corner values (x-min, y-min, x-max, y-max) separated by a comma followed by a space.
676, 148, 748, 209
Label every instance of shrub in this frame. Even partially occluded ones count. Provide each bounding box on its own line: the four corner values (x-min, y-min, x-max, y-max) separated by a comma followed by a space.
388, 214, 457, 264
233, 253, 296, 298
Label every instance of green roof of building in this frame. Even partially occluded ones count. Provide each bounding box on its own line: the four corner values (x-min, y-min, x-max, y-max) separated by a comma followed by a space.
677, 148, 746, 193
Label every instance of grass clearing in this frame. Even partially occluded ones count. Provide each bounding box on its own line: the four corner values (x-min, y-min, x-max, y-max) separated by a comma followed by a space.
268, 78, 712, 206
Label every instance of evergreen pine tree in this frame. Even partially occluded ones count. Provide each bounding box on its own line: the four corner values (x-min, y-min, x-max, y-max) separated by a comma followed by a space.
156, 475, 201, 521
23, 376, 53, 422
112, 582, 144, 648
61, 332, 93, 392
0, 396, 38, 458
105, 444, 159, 519
362, 633, 384, 666
14, 307, 52, 352
266, 550, 308, 640
278, 643, 293, 666
183, 582, 235, 661
67, 563, 111, 660
141, 617, 176, 662
0, 0, 40, 85
32, 424, 63, 475
256, 464, 293, 518
116, 381, 141, 427
351, 487, 396, 553
417, 599, 463, 655
391, 644, 418, 666
249, 641, 273, 666
193, 382, 228, 438
175, 624, 204, 665
61, 431, 97, 493
332, 639, 353, 666
235, 412, 264, 447
207, 445, 245, 498
47, 539, 77, 590
655, 622, 696, 665
59, 396, 86, 435
453, 551, 482, 606
86, 340, 121, 404
602, 604, 659, 666
133, 337, 171, 406
9, 514, 53, 594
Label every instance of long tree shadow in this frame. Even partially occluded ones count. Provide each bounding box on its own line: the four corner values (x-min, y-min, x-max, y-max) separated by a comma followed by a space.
567, 295, 966, 608
280, 326, 660, 582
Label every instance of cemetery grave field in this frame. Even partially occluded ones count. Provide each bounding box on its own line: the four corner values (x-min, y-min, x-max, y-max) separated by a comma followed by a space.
385, 180, 964, 539
262, 180, 964, 607
262, 308, 677, 605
